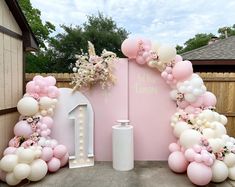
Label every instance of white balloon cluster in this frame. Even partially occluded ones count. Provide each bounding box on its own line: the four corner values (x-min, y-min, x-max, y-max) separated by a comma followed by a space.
39, 97, 57, 116
0, 147, 47, 186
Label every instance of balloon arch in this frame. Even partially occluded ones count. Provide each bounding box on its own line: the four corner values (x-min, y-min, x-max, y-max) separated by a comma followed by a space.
121, 38, 234, 186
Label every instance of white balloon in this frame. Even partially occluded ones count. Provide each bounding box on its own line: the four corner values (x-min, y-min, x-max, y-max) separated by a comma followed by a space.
0, 154, 18, 172
192, 89, 201, 96
184, 93, 196, 102
152, 42, 161, 51
158, 45, 176, 62
17, 97, 39, 116
5, 172, 21, 186
212, 122, 227, 138
211, 160, 228, 182
13, 163, 31, 180
220, 115, 228, 125
27, 159, 48, 181
229, 166, 235, 180
39, 97, 54, 110
180, 129, 202, 149
191, 77, 203, 87
178, 86, 186, 93
173, 122, 191, 138
224, 153, 235, 168
18, 149, 35, 164
170, 90, 178, 100
186, 86, 193, 93
202, 128, 215, 139
208, 138, 224, 153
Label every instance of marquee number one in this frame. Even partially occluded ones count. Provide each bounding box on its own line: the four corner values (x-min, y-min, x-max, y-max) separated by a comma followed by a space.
68, 104, 94, 168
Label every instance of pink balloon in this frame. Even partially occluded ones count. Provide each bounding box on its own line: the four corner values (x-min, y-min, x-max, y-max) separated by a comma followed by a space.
3, 147, 17, 155
174, 55, 183, 63
184, 148, 196, 162
26, 81, 36, 94
161, 71, 168, 79
40, 130, 48, 137
187, 162, 212, 186
168, 151, 189, 173
41, 147, 53, 162
53, 145, 67, 159
184, 105, 196, 114
14, 121, 33, 138
45, 76, 56, 86
60, 153, 69, 167
0, 169, 6, 182
167, 74, 173, 81
136, 56, 146, 65
177, 100, 190, 109
48, 157, 61, 172
193, 145, 202, 153
41, 117, 54, 129
121, 38, 139, 59
194, 154, 202, 163
48, 86, 59, 98
202, 91, 217, 107
142, 51, 149, 59
169, 143, 180, 152
172, 61, 193, 81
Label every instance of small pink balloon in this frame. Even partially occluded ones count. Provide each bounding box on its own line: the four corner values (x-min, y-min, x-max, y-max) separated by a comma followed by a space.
121, 38, 139, 59
172, 60, 193, 81
169, 143, 180, 152
0, 169, 6, 182
167, 74, 173, 81
26, 81, 36, 94
136, 56, 146, 65
45, 76, 56, 86
184, 148, 196, 162
50, 139, 58, 149
161, 71, 168, 79
174, 55, 183, 63
142, 51, 149, 59
194, 154, 202, 163
205, 158, 214, 166
41, 147, 53, 162
48, 157, 61, 172
14, 121, 33, 138
202, 91, 217, 107
3, 147, 17, 155
48, 86, 59, 98
53, 145, 67, 159
201, 153, 210, 163
168, 151, 189, 173
46, 129, 51, 136
33, 75, 44, 82
187, 162, 212, 186
40, 123, 47, 130
41, 117, 54, 129
177, 100, 190, 109
165, 67, 172, 74
60, 153, 69, 167
193, 145, 202, 153
184, 105, 196, 114
40, 130, 48, 137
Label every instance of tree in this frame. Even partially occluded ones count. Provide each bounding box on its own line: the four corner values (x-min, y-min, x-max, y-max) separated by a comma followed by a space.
47, 13, 129, 72
218, 24, 235, 39
177, 33, 215, 54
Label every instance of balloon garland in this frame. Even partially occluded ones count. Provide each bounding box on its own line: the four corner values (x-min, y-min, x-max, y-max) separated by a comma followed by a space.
121, 38, 235, 186
0, 76, 69, 186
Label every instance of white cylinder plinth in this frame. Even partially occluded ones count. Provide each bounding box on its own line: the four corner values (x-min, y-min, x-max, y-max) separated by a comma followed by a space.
112, 123, 134, 171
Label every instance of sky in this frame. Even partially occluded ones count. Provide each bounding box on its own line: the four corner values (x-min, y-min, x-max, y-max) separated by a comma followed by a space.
31, 0, 235, 46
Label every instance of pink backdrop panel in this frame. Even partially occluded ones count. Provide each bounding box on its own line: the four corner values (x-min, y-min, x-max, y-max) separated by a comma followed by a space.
128, 60, 176, 160
84, 59, 129, 161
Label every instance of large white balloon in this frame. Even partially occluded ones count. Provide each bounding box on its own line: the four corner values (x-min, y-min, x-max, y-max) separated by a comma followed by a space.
39, 97, 54, 109
13, 163, 31, 180
5, 172, 21, 186
228, 166, 235, 180
180, 129, 202, 149
211, 160, 229, 182
202, 128, 215, 139
208, 138, 224, 153
17, 97, 39, 116
27, 159, 48, 181
0, 154, 18, 172
224, 153, 235, 168
212, 122, 227, 138
18, 149, 35, 164
173, 121, 190, 138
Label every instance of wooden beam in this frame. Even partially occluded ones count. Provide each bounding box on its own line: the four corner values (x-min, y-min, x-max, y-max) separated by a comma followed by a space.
0, 26, 22, 40
0, 107, 17, 116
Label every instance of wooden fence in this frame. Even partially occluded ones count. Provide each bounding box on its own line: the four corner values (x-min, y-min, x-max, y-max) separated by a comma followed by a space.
26, 73, 235, 137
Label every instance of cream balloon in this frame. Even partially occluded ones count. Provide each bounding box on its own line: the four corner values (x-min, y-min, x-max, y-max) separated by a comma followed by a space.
39, 97, 54, 110
224, 153, 235, 168
202, 128, 215, 139
5, 172, 21, 186
208, 138, 224, 153
158, 45, 176, 62
13, 163, 31, 180
228, 166, 235, 180
220, 115, 228, 125
212, 122, 227, 137
211, 160, 228, 182
0, 154, 18, 172
173, 121, 190, 138
27, 159, 48, 181
18, 149, 35, 164
17, 97, 39, 116
179, 129, 202, 149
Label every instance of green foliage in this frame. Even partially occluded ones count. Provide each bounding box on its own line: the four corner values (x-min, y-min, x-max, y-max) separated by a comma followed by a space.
218, 25, 235, 39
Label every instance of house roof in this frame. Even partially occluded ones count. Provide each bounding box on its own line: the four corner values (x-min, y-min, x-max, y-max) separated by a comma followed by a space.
5, 0, 38, 51
181, 36, 235, 61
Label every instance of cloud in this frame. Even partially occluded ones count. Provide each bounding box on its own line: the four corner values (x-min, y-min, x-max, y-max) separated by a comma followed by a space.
31, 0, 235, 45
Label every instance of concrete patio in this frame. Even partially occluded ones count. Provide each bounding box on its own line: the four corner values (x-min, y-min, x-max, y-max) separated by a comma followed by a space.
1, 162, 234, 187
